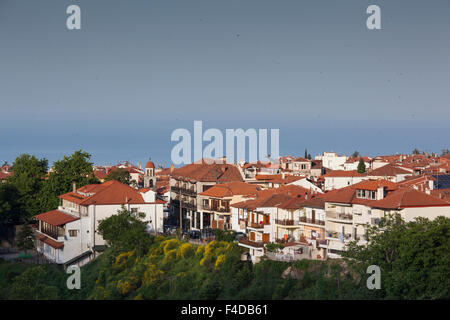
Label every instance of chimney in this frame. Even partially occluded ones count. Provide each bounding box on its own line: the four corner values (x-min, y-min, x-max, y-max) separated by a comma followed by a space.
376, 186, 385, 200
281, 172, 285, 179
72, 182, 76, 193
170, 164, 175, 174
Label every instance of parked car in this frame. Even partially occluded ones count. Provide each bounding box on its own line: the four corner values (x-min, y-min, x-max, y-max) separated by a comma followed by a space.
234, 232, 246, 242
188, 230, 201, 239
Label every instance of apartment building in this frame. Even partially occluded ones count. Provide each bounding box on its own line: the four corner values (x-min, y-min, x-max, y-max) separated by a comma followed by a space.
169, 161, 243, 231
198, 181, 260, 231
320, 179, 450, 258
315, 152, 348, 170
231, 185, 312, 262
34, 180, 164, 266
323, 170, 367, 191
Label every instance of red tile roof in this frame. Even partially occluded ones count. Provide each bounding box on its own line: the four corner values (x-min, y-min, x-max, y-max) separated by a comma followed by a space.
199, 181, 261, 198
0, 172, 13, 179
35, 210, 79, 226
59, 180, 156, 206
36, 234, 64, 249
368, 163, 411, 176
372, 188, 450, 209
323, 170, 365, 178
171, 162, 243, 183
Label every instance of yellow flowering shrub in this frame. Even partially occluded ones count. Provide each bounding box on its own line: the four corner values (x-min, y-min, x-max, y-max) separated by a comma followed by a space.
195, 246, 205, 257
142, 264, 164, 286
176, 243, 195, 259
161, 238, 181, 255
163, 248, 177, 263
215, 254, 226, 270
114, 250, 136, 270
117, 276, 139, 295
134, 293, 144, 300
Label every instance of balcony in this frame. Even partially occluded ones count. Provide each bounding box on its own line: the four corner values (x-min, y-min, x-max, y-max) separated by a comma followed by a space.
181, 201, 197, 210
299, 217, 326, 226
238, 237, 266, 248
326, 231, 353, 240
326, 211, 353, 222
248, 222, 265, 229
172, 186, 197, 196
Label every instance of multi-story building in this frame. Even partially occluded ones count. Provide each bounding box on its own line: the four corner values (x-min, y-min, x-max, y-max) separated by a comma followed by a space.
34, 180, 165, 266
323, 170, 367, 191
198, 181, 260, 231
315, 152, 348, 170
320, 179, 450, 258
169, 161, 243, 232
231, 185, 313, 262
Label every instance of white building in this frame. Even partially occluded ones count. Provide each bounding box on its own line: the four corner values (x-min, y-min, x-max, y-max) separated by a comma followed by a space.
34, 180, 165, 266
323, 170, 367, 191
315, 152, 348, 170
320, 179, 450, 258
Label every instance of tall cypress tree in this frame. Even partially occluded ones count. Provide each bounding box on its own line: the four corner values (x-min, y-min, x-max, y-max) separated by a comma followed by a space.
357, 158, 366, 173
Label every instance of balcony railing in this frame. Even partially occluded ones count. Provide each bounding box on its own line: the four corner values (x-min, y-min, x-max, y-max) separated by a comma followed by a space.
181, 201, 197, 210
275, 219, 296, 226
249, 222, 265, 229
326, 231, 353, 240
276, 218, 325, 226
171, 186, 197, 196
326, 211, 353, 221
238, 237, 266, 248
299, 217, 325, 226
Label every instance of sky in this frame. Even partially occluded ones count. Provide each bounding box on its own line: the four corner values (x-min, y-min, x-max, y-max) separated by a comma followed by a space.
1, 0, 449, 167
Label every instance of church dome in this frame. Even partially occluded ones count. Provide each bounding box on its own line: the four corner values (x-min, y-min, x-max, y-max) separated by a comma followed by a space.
145, 161, 155, 169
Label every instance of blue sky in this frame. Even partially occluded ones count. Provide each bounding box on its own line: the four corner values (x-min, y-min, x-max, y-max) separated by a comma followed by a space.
1, 0, 449, 166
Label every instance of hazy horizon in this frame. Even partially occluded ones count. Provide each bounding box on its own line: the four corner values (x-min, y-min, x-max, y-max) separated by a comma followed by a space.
1, 0, 449, 166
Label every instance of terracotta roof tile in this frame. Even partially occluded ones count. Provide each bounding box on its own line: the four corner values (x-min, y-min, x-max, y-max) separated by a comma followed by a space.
35, 210, 79, 226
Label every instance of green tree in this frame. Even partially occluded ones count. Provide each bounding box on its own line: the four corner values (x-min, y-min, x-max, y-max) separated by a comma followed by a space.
8, 154, 48, 220
304, 149, 308, 158
39, 150, 99, 212
16, 223, 35, 254
412, 148, 420, 155
342, 215, 450, 299
352, 151, 360, 158
307, 153, 312, 160
0, 183, 22, 224
105, 168, 132, 185
97, 206, 153, 256
357, 158, 366, 173
9, 266, 59, 300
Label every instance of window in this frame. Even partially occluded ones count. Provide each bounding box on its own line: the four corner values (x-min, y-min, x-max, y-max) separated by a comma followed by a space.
69, 230, 77, 237
131, 208, 138, 213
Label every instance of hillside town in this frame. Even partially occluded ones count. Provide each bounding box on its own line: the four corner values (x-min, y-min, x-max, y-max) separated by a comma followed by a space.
2, 150, 449, 266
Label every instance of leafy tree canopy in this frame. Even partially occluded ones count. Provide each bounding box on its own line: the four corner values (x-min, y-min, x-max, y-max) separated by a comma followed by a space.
16, 223, 35, 253
97, 206, 153, 256
39, 150, 99, 212
342, 215, 450, 299
105, 168, 132, 185
0, 183, 22, 224
7, 154, 48, 220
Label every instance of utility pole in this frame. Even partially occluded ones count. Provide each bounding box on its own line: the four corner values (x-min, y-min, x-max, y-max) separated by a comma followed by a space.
179, 187, 182, 232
